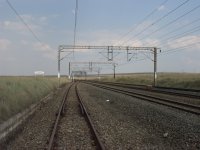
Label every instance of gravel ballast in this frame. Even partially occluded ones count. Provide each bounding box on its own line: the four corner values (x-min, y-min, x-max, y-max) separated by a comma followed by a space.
2, 81, 199, 149
78, 83, 200, 149
55, 84, 96, 149
89, 82, 200, 106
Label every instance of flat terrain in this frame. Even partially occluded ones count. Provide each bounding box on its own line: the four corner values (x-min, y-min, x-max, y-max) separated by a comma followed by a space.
100, 72, 200, 89
2, 81, 199, 149
1, 73, 200, 149
79, 83, 200, 149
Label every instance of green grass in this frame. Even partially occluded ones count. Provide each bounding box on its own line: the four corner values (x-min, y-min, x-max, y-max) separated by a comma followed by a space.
100, 72, 200, 90
0, 76, 67, 123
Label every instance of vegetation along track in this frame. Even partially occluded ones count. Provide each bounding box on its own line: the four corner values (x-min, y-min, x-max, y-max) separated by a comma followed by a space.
82, 81, 200, 115
47, 82, 105, 150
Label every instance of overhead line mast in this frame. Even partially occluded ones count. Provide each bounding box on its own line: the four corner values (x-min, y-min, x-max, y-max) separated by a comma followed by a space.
58, 45, 159, 86
73, 0, 78, 57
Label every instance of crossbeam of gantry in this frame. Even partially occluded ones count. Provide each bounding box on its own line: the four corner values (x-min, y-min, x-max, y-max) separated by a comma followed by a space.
58, 45, 156, 51
58, 45, 159, 86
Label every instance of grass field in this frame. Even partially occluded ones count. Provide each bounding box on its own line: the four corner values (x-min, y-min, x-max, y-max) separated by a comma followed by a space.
0, 76, 67, 124
100, 72, 200, 90
1, 73, 199, 123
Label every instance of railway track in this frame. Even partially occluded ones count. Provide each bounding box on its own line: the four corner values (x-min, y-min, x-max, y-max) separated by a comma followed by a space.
82, 81, 200, 115
47, 82, 104, 150
86, 80, 200, 99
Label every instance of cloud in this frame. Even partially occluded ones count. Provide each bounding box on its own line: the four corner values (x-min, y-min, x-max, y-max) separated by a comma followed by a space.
1, 20, 40, 33
125, 39, 143, 47
21, 14, 48, 24
33, 42, 56, 60
20, 40, 29, 45
144, 39, 160, 46
73, 29, 160, 48
50, 14, 60, 18
158, 5, 165, 11
20, 14, 34, 21
1, 20, 26, 31
0, 14, 48, 35
0, 38, 11, 50
78, 30, 122, 46
167, 35, 200, 50
39, 16, 47, 22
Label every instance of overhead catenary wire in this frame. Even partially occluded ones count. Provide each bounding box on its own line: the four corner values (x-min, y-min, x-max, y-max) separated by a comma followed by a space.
120, 41, 200, 64
147, 24, 200, 48
137, 3, 200, 41
159, 26, 200, 49
155, 40, 200, 59
121, 0, 191, 45
113, 0, 169, 46
116, 33, 200, 64
161, 25, 200, 43
159, 40, 198, 55
162, 40, 200, 54
6, 0, 42, 43
157, 17, 200, 40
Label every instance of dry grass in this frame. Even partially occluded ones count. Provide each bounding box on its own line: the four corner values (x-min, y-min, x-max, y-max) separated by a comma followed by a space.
100, 72, 200, 89
0, 76, 67, 123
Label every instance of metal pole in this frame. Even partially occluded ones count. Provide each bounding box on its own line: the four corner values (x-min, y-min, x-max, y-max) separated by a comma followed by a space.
113, 63, 116, 79
107, 46, 109, 61
98, 69, 100, 80
127, 49, 129, 61
69, 62, 71, 79
153, 48, 157, 87
58, 49, 61, 79
73, 0, 78, 57
58, 49, 61, 87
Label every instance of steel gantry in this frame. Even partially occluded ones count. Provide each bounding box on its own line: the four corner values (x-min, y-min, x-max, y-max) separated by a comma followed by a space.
68, 61, 117, 79
58, 45, 159, 86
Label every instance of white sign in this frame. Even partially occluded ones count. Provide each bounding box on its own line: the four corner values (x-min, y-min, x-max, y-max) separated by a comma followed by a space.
34, 71, 44, 76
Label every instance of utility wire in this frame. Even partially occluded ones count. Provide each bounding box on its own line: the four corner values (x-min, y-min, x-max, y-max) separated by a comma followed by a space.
121, 0, 191, 45
147, 24, 200, 48
143, 18, 200, 48
157, 17, 200, 40
118, 38, 200, 65
161, 41, 200, 54
127, 41, 200, 63
6, 0, 42, 43
161, 25, 200, 45
138, 4, 200, 41
114, 0, 169, 46
114, 40, 200, 66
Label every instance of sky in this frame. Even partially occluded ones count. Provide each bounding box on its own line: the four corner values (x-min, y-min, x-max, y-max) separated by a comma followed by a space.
1, 0, 200, 76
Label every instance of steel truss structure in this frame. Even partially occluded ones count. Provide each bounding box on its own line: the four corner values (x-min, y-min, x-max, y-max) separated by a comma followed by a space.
69, 61, 117, 79
58, 45, 159, 86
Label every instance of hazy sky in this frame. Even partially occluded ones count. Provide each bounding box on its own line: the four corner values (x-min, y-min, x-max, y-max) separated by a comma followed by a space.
1, 0, 200, 75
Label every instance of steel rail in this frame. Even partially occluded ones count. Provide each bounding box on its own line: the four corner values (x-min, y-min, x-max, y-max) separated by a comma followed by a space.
83, 82, 200, 115
75, 83, 105, 150
86, 80, 200, 99
47, 83, 74, 150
